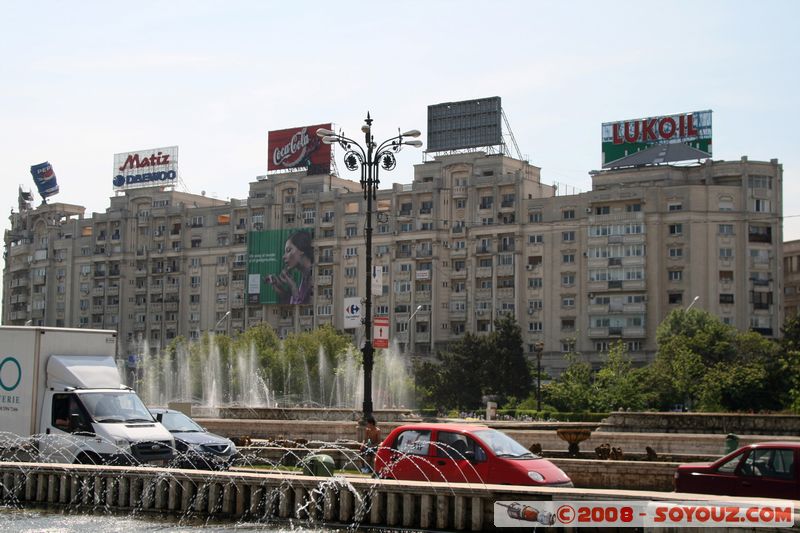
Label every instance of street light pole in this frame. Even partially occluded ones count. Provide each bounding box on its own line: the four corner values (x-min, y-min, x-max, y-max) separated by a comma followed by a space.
534, 341, 544, 412
214, 310, 231, 332
406, 304, 423, 357
686, 295, 700, 311
317, 116, 421, 422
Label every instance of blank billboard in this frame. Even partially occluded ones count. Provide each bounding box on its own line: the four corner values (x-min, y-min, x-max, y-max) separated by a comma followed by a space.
427, 97, 502, 152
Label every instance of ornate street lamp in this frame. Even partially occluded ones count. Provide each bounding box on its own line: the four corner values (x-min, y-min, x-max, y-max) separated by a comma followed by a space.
316, 114, 421, 422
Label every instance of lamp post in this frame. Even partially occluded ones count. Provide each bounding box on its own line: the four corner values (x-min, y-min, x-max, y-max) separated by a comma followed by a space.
214, 310, 231, 332
686, 296, 700, 311
534, 341, 544, 412
406, 304, 423, 357
316, 115, 421, 422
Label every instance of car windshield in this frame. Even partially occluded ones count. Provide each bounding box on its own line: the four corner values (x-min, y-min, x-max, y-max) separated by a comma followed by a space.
80, 391, 154, 423
158, 411, 204, 433
473, 429, 536, 458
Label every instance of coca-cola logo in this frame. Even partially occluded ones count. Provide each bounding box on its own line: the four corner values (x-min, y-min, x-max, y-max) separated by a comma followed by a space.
272, 128, 312, 168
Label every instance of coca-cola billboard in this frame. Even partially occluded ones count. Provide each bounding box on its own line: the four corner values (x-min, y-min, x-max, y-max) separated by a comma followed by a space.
268, 123, 331, 173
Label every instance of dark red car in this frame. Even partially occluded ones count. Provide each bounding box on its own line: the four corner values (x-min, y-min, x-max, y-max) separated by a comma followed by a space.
374, 423, 572, 486
674, 442, 799, 499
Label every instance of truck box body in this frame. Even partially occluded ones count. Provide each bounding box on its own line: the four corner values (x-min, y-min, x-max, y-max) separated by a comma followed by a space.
0, 326, 173, 465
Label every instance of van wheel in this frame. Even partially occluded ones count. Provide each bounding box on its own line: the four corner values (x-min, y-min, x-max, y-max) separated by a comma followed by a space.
75, 452, 103, 465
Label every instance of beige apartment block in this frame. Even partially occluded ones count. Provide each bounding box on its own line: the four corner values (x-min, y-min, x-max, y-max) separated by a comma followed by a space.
3, 153, 782, 374
783, 239, 800, 319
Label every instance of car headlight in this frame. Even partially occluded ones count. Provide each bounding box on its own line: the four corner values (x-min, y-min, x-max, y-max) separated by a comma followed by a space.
528, 471, 545, 482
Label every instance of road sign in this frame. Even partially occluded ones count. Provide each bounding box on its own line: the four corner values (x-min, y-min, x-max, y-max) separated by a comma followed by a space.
373, 316, 389, 349
343, 297, 361, 329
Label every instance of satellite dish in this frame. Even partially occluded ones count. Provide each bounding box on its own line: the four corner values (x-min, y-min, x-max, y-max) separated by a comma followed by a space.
201, 190, 206, 196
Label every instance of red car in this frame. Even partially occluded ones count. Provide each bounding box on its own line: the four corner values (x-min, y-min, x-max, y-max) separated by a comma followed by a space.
674, 442, 799, 499
374, 423, 572, 486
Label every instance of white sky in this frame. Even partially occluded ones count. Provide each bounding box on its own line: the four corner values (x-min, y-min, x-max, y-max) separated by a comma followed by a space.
1, 1, 799, 245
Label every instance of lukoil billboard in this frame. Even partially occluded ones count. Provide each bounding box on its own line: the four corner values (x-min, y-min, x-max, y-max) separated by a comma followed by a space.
602, 110, 712, 168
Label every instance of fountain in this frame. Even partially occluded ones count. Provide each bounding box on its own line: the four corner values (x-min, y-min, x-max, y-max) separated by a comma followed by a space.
129, 326, 414, 411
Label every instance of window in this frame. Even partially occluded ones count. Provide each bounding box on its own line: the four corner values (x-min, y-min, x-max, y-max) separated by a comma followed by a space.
529, 277, 543, 289
626, 203, 641, 212
720, 271, 734, 283
668, 293, 683, 305
720, 248, 733, 259
317, 305, 332, 316
528, 322, 543, 332
561, 274, 575, 286
562, 231, 575, 242
561, 318, 575, 330
668, 203, 683, 211
345, 226, 358, 237
669, 224, 683, 236
529, 234, 544, 244
395, 429, 431, 456
668, 247, 683, 258
741, 448, 794, 479
719, 224, 734, 235
529, 211, 543, 223
748, 225, 772, 243
748, 175, 772, 189
562, 209, 575, 220
561, 297, 575, 307
753, 198, 771, 213
668, 270, 683, 282
345, 247, 358, 257
720, 293, 735, 304
345, 266, 357, 278
562, 254, 575, 264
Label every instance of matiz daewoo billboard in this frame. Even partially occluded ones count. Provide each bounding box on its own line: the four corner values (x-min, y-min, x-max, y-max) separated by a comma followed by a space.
113, 146, 179, 190
602, 110, 712, 168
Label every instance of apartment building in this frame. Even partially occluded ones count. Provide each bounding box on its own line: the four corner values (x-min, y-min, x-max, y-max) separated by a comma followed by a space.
783, 239, 800, 319
3, 152, 782, 373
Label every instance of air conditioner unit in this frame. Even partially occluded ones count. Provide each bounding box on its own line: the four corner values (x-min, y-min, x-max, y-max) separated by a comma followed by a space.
477, 310, 484, 315
586, 208, 592, 213
527, 308, 534, 315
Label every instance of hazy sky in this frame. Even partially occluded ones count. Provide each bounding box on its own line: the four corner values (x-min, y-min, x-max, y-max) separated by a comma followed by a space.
2, 1, 798, 245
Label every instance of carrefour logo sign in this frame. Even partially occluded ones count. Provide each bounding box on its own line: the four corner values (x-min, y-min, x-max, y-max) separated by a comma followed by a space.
0, 356, 21, 392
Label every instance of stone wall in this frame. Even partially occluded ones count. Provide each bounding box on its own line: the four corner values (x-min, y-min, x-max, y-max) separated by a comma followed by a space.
599, 412, 800, 435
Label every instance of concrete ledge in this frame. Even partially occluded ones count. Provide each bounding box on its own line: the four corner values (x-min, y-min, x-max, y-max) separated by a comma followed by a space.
1, 462, 797, 531
600, 412, 800, 435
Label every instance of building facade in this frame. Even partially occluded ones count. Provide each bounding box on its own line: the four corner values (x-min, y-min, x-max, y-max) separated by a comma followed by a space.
783, 239, 800, 319
3, 153, 783, 373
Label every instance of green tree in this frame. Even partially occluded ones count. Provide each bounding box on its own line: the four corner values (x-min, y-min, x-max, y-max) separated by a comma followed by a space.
416, 316, 530, 411
591, 341, 649, 411
542, 352, 593, 412
482, 315, 531, 402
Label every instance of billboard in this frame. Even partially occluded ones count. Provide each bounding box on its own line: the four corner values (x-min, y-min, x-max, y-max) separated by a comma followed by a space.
30, 162, 60, 200
113, 146, 179, 190
427, 96, 502, 152
247, 229, 314, 305
268, 123, 332, 174
602, 110, 712, 168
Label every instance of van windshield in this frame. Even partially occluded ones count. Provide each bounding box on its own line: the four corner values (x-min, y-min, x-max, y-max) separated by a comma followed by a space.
472, 429, 536, 459
80, 392, 154, 423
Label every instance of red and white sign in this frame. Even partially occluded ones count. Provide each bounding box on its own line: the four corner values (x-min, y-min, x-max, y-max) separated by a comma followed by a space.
113, 145, 179, 190
373, 316, 390, 349
267, 123, 332, 172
